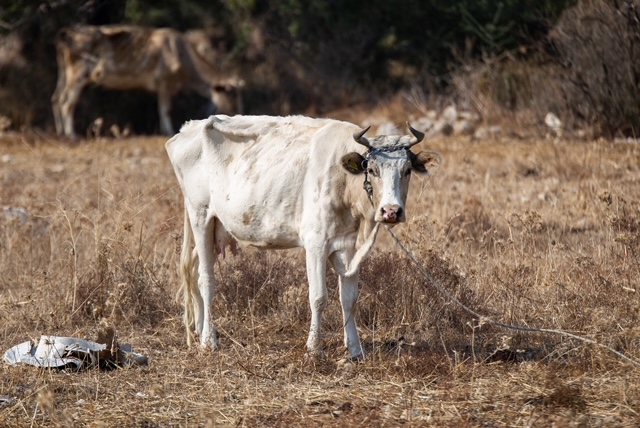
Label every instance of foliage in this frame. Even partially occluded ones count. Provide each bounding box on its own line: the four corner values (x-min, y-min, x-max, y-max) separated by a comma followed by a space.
1, 0, 574, 76
550, 0, 640, 137
224, 0, 575, 83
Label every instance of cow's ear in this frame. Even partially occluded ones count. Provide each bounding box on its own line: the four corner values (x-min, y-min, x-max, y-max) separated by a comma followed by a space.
341, 152, 366, 174
411, 150, 442, 174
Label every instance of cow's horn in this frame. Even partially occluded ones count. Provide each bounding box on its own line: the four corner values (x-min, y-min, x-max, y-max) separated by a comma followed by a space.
353, 126, 371, 148
406, 122, 424, 147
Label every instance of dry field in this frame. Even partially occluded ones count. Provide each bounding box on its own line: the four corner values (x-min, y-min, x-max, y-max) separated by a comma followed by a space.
1, 123, 640, 427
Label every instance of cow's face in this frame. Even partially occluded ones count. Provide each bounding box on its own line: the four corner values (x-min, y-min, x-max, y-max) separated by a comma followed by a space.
341, 125, 441, 224
211, 77, 245, 115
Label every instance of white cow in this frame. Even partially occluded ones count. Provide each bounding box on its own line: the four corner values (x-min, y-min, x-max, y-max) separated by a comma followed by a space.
52, 25, 243, 138
166, 115, 441, 358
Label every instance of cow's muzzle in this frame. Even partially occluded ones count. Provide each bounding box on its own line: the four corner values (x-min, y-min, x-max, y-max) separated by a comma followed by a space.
381, 205, 404, 223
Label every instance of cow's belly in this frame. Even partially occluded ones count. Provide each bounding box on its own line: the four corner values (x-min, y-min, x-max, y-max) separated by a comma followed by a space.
97, 74, 154, 91
218, 213, 302, 249
204, 139, 316, 249
211, 181, 304, 249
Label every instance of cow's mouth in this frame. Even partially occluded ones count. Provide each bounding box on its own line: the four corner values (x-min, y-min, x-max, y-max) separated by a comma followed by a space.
380, 218, 404, 227
380, 205, 403, 223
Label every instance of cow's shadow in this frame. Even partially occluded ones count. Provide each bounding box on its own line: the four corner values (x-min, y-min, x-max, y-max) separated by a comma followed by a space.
75, 87, 215, 137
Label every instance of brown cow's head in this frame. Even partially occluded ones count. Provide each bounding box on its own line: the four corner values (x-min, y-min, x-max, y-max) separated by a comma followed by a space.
341, 123, 441, 224
211, 77, 245, 115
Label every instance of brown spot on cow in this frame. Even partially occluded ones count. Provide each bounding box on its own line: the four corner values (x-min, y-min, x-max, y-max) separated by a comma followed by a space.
221, 154, 234, 168
242, 212, 252, 225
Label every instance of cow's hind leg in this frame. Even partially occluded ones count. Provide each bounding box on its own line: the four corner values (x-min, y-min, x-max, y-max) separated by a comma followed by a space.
329, 250, 364, 359
51, 82, 64, 136
157, 87, 175, 135
188, 210, 219, 349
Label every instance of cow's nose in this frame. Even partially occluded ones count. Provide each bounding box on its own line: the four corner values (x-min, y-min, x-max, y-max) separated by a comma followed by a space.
381, 205, 403, 223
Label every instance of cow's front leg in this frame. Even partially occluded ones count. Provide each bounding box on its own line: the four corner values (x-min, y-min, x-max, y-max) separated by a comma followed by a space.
59, 83, 85, 139
305, 248, 328, 355
339, 273, 362, 358
330, 251, 363, 359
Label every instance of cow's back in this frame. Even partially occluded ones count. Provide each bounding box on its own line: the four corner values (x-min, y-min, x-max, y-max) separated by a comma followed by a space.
167, 115, 355, 173
56, 25, 185, 90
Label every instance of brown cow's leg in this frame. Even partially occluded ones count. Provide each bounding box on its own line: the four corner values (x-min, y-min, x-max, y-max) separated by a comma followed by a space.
59, 81, 86, 139
51, 83, 64, 135
51, 47, 68, 136
157, 88, 175, 135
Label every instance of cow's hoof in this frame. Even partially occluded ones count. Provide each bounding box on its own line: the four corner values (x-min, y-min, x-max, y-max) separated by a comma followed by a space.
337, 353, 364, 365
304, 349, 325, 362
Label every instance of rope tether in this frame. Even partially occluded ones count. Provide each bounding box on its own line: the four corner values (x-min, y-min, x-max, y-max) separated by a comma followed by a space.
384, 225, 640, 368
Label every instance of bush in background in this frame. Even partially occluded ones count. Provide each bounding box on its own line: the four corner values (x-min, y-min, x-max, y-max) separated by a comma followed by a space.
549, 0, 640, 137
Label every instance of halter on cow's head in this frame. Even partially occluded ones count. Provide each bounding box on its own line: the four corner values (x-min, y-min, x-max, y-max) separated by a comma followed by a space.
341, 123, 441, 224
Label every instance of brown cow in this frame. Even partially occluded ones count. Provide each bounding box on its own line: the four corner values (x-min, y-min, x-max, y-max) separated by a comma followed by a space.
51, 25, 243, 138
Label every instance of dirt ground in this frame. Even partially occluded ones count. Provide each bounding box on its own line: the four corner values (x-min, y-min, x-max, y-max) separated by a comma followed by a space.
1, 121, 640, 426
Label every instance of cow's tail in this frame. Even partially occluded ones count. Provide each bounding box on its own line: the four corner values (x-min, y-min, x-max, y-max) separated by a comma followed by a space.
177, 205, 199, 347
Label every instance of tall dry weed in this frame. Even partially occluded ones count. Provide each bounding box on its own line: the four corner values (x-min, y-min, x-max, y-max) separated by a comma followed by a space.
0, 138, 179, 344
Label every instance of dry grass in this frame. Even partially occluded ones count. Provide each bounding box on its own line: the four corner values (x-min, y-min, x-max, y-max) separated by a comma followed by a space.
1, 126, 640, 427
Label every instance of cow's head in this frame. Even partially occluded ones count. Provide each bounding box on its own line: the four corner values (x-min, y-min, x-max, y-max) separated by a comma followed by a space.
341, 123, 441, 224
211, 77, 245, 115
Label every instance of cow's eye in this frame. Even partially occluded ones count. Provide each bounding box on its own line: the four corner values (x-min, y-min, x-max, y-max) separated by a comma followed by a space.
405, 168, 412, 176
368, 168, 378, 177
